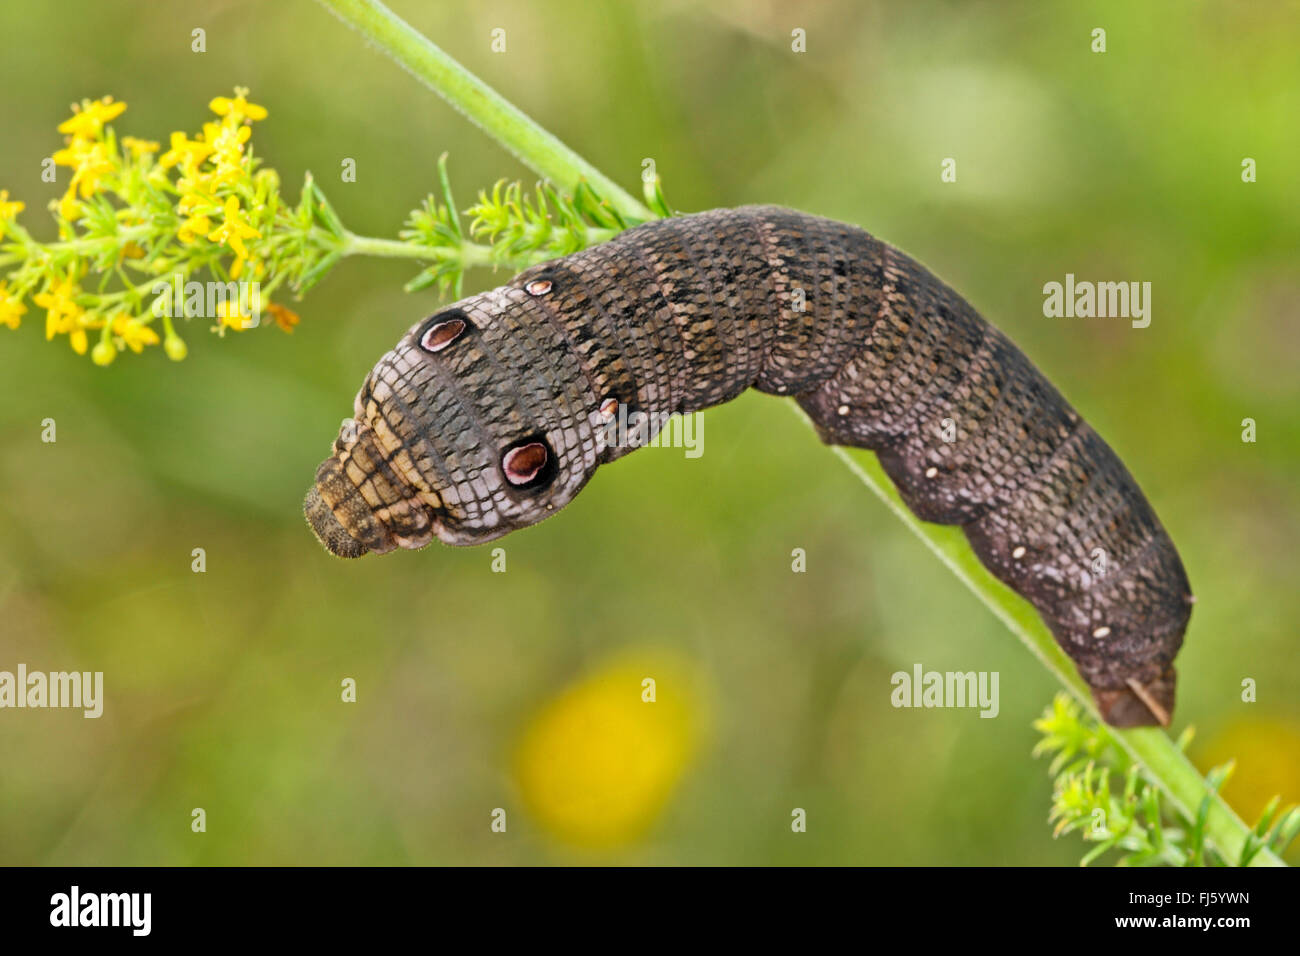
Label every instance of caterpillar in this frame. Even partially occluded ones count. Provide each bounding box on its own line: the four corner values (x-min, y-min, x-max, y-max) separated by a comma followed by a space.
305, 206, 1194, 728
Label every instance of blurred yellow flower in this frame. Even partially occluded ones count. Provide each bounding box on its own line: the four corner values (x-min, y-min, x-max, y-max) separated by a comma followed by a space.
177, 214, 212, 245
209, 88, 268, 124
1199, 716, 1300, 842
514, 654, 701, 849
0, 189, 24, 222
216, 298, 256, 332
0, 190, 22, 239
36, 277, 82, 342
177, 185, 219, 217
204, 119, 252, 155
159, 131, 214, 171
65, 141, 115, 199
207, 196, 261, 260
111, 314, 160, 353
56, 96, 126, 139
121, 136, 159, 157
57, 192, 82, 222
0, 283, 26, 330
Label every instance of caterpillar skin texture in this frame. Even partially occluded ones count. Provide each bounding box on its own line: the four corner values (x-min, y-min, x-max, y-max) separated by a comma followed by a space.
305, 206, 1193, 728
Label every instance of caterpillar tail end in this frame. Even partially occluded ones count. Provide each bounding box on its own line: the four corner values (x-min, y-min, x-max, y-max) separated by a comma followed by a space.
1092, 667, 1176, 728
304, 484, 371, 559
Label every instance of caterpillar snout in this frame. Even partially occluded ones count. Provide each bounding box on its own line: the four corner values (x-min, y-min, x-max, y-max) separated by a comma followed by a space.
305, 419, 436, 557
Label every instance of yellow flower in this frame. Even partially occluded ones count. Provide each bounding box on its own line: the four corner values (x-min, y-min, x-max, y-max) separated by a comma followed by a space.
67, 141, 115, 198
56, 96, 126, 140
1200, 717, 1300, 833
0, 189, 24, 220
34, 278, 97, 355
207, 196, 261, 260
159, 131, 215, 170
228, 255, 265, 280
176, 188, 217, 217
0, 283, 26, 330
203, 119, 251, 150
51, 137, 92, 169
177, 214, 212, 245
514, 654, 701, 849
67, 325, 89, 355
57, 189, 82, 222
110, 314, 160, 353
209, 88, 268, 124
204, 120, 253, 175
266, 302, 300, 334
0, 190, 24, 239
53, 135, 115, 199
36, 277, 81, 340
216, 298, 255, 332
205, 161, 243, 190
121, 136, 159, 157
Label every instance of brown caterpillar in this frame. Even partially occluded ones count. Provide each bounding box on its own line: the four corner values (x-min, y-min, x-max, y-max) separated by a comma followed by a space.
305, 206, 1193, 728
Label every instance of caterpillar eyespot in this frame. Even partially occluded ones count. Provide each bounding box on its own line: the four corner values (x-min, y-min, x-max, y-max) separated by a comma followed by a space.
419, 314, 468, 353
305, 205, 1193, 728
501, 439, 554, 488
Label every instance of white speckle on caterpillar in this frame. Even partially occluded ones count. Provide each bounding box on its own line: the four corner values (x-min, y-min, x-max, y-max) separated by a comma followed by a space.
1093, 626, 1111, 638
1012, 546, 1026, 559
924, 466, 938, 478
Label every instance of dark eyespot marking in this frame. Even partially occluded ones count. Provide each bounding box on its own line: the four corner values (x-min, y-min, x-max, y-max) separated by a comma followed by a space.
599, 397, 620, 420
418, 310, 472, 353
525, 278, 553, 296
501, 437, 556, 488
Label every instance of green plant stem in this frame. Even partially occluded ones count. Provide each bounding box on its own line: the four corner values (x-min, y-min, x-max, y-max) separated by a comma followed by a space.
339, 231, 496, 268
314, 0, 652, 223
314, 0, 1285, 868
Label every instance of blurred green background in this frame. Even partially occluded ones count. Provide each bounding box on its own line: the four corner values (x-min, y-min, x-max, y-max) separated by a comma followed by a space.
1, 0, 1297, 865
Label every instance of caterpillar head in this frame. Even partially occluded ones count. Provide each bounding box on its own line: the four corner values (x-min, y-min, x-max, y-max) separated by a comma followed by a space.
305, 278, 608, 556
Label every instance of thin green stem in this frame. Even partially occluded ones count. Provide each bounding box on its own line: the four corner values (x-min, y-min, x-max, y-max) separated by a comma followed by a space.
314, 0, 652, 223
0, 226, 155, 268
339, 231, 495, 268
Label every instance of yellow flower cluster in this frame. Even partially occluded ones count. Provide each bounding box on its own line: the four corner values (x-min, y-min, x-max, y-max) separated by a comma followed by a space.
52, 96, 126, 221
0, 89, 303, 366
35, 276, 90, 355
0, 193, 28, 330
165, 90, 268, 282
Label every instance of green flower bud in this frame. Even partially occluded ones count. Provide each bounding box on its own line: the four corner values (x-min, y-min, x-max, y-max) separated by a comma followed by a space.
91, 340, 116, 366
